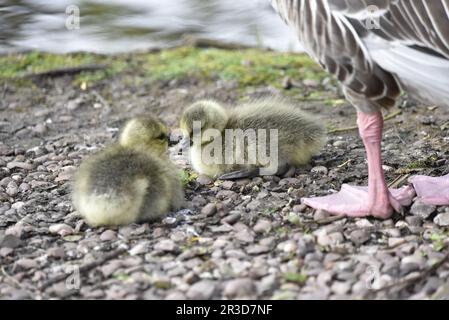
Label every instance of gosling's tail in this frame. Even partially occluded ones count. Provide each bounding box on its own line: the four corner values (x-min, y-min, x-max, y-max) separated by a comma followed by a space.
73, 178, 149, 227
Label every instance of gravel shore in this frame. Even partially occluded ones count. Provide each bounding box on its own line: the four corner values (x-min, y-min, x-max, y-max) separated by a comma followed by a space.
1, 47, 449, 300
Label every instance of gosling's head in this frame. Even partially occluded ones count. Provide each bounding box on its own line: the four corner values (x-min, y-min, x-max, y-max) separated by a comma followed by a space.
180, 100, 228, 143
119, 115, 169, 156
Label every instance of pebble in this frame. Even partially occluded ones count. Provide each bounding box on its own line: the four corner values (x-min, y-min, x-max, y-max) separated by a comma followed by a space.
253, 219, 272, 234
410, 200, 436, 219
197, 174, 213, 185
293, 204, 307, 213
49, 224, 74, 237
311, 166, 328, 175
401, 255, 426, 274
223, 278, 256, 298
100, 230, 117, 241
15, 258, 38, 270
186, 280, 216, 300
7, 161, 34, 170
349, 229, 371, 245
221, 212, 241, 225
235, 228, 255, 243
0, 234, 22, 249
314, 210, 331, 221
434, 212, 449, 226
333, 140, 348, 149
201, 203, 217, 217
6, 181, 18, 196
154, 239, 179, 253
331, 281, 351, 295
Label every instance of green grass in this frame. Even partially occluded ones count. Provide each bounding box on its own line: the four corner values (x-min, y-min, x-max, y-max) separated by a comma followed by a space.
282, 272, 308, 285
0, 46, 326, 89
144, 47, 326, 87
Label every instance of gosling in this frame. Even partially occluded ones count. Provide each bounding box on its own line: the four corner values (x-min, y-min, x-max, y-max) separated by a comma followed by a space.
72, 115, 184, 227
180, 97, 326, 179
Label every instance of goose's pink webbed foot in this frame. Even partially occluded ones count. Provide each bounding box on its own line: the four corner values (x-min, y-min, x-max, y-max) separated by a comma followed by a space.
303, 111, 416, 219
303, 184, 415, 218
410, 174, 449, 206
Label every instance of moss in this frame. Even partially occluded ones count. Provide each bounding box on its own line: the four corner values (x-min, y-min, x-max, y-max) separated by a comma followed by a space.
180, 169, 198, 187
144, 47, 326, 87
406, 154, 439, 169
282, 272, 308, 285
0, 46, 326, 89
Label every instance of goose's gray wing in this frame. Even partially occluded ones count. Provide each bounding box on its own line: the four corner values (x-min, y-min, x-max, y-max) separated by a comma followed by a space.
327, 0, 449, 58
271, 0, 449, 111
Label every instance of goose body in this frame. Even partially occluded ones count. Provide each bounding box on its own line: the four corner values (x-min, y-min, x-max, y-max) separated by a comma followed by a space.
73, 116, 184, 226
180, 97, 326, 179
271, 0, 449, 217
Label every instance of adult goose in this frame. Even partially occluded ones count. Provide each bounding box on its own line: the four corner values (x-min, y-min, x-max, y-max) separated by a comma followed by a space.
271, 0, 449, 218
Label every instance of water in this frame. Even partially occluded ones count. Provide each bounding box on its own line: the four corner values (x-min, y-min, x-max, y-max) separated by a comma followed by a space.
0, 0, 302, 54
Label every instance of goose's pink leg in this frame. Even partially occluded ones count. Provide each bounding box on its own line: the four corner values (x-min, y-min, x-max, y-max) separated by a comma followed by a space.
303, 111, 415, 218
409, 174, 449, 205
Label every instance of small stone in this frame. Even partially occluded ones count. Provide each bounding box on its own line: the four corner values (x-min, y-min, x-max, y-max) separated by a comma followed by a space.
129, 241, 149, 256
32, 123, 47, 135
314, 210, 331, 221
154, 239, 179, 253
410, 200, 436, 219
197, 174, 213, 185
49, 224, 74, 237
235, 228, 255, 243
331, 281, 351, 295
15, 258, 38, 270
349, 229, 371, 245
222, 181, 235, 190
293, 204, 307, 213
282, 240, 297, 253
6, 181, 18, 196
297, 235, 315, 257
0, 247, 14, 257
401, 255, 426, 274
47, 247, 66, 259
253, 219, 272, 234
434, 212, 449, 226
19, 183, 30, 192
223, 278, 256, 298
311, 166, 328, 175
388, 237, 405, 248
100, 230, 117, 241
201, 203, 217, 217
6, 162, 34, 170
186, 280, 216, 300
0, 234, 22, 248
221, 212, 241, 225
333, 140, 347, 149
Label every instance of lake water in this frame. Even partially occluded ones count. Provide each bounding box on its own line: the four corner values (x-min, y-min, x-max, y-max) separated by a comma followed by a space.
0, 0, 303, 54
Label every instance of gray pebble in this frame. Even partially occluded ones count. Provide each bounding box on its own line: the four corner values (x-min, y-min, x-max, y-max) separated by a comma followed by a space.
221, 211, 241, 225
223, 278, 256, 298
434, 212, 449, 226
186, 280, 216, 300
6, 181, 18, 197
0, 234, 22, 249
253, 219, 271, 234
201, 203, 217, 217
311, 166, 328, 175
410, 200, 436, 219
154, 239, 179, 253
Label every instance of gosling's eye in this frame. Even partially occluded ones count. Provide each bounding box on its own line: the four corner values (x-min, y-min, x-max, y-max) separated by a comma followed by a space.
156, 133, 167, 141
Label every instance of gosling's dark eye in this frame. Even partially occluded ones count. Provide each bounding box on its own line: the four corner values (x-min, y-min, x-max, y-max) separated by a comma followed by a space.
156, 133, 167, 140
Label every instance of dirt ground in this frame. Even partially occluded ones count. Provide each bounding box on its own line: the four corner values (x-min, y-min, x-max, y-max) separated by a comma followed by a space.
1, 47, 449, 300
